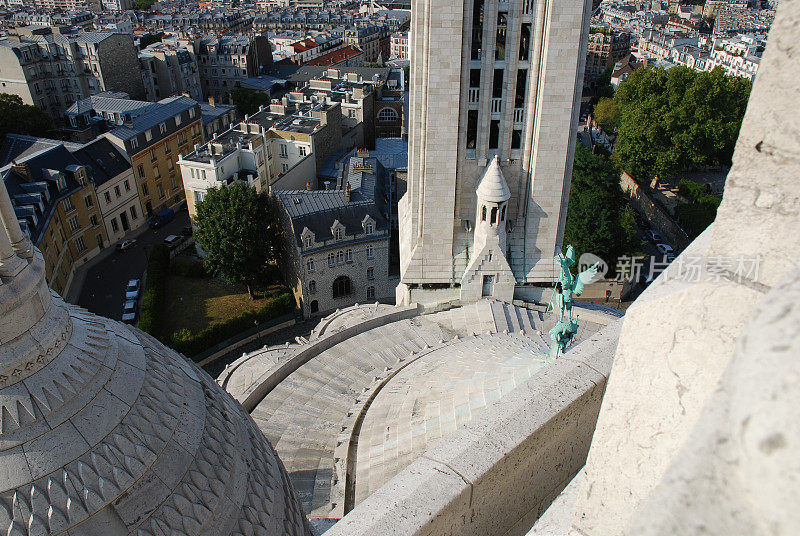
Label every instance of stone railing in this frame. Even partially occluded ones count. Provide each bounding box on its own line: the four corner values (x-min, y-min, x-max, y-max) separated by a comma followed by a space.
325, 319, 622, 536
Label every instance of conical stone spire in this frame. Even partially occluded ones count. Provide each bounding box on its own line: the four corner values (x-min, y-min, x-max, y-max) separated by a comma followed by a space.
476, 155, 511, 203
0, 177, 310, 535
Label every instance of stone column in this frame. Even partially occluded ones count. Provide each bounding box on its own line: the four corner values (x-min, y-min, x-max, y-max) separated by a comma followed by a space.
0, 213, 25, 278
0, 175, 32, 258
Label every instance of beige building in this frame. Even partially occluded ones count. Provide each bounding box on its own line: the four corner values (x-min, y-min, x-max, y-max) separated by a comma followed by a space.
0, 26, 144, 121
139, 42, 203, 102
397, 0, 592, 305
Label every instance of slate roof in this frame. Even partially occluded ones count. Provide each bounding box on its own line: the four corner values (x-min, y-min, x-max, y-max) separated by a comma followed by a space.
108, 96, 197, 140
72, 137, 131, 188
0, 135, 82, 168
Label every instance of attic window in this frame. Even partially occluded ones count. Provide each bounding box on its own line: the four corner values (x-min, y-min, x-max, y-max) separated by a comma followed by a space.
334, 227, 343, 240
294, 197, 302, 204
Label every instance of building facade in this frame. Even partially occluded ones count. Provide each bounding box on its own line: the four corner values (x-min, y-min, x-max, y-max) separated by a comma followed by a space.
390, 31, 409, 59
584, 30, 631, 86
0, 26, 144, 121
397, 0, 592, 305
187, 34, 273, 102
139, 42, 203, 102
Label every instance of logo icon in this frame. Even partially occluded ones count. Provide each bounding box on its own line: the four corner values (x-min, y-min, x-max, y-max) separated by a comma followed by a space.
578, 253, 608, 283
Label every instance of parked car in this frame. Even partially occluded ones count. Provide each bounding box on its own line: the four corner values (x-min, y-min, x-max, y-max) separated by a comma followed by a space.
181, 225, 193, 237
125, 279, 141, 300
148, 207, 175, 229
164, 234, 184, 249
646, 230, 664, 243
116, 239, 137, 252
656, 243, 674, 256
121, 300, 137, 324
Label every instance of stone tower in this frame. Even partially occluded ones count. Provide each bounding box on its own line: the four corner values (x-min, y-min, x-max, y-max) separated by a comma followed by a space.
460, 156, 516, 302
397, 0, 592, 305
0, 177, 309, 534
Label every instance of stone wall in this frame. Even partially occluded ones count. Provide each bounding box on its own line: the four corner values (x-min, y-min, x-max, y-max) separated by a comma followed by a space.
325, 320, 621, 536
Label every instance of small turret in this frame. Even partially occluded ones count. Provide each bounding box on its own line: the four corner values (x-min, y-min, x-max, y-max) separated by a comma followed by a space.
474, 155, 511, 254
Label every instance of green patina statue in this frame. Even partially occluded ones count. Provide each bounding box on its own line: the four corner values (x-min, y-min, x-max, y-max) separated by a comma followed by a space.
548, 245, 598, 359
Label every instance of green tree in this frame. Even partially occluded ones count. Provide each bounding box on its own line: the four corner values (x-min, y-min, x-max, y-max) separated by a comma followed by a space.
132, 0, 156, 9
564, 144, 637, 273
613, 66, 750, 183
194, 183, 275, 299
0, 94, 54, 145
139, 32, 164, 50
231, 87, 271, 117
593, 97, 620, 131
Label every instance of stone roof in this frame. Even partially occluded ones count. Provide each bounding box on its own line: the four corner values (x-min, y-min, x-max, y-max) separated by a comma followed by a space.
0, 181, 311, 535
476, 155, 511, 203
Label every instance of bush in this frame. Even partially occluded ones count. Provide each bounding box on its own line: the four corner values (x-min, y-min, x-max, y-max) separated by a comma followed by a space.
171, 256, 208, 278
138, 244, 169, 337
678, 179, 707, 203
168, 292, 297, 358
675, 201, 718, 238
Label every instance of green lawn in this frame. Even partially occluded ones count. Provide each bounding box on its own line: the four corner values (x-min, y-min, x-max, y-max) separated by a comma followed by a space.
162, 275, 286, 337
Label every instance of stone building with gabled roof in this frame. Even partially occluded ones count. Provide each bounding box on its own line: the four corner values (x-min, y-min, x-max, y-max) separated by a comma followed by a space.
274, 154, 394, 317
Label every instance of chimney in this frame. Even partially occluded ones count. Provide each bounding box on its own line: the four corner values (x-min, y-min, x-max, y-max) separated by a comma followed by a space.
208, 95, 216, 106
11, 162, 30, 180
345, 181, 351, 202
306, 180, 312, 191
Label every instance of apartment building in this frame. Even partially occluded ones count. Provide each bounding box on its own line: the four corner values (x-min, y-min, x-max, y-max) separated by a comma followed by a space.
274, 154, 393, 317
185, 34, 273, 102
639, 29, 698, 61
585, 31, 631, 86
101, 96, 203, 216
0, 26, 144, 121
140, 42, 202, 102
2, 144, 107, 296
706, 33, 762, 81
390, 31, 408, 59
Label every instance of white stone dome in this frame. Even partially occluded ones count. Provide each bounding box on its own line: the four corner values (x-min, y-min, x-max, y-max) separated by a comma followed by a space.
0, 245, 309, 533
475, 155, 511, 203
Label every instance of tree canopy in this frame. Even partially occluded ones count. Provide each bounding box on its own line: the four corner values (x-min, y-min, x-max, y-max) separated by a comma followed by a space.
231, 87, 271, 117
0, 94, 54, 145
139, 32, 164, 50
592, 97, 620, 131
194, 183, 276, 299
613, 66, 751, 183
564, 144, 640, 273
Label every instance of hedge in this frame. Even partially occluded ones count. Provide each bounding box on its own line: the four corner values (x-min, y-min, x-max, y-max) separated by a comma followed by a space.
168, 292, 297, 357
138, 244, 170, 336
677, 179, 707, 203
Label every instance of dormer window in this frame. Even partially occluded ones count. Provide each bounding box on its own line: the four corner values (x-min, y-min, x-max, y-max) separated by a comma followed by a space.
56, 174, 66, 191
305, 236, 313, 248
362, 216, 375, 235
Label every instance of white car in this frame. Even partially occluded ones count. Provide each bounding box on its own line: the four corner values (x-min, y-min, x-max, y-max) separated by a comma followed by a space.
125, 279, 141, 300
122, 300, 137, 324
164, 234, 183, 249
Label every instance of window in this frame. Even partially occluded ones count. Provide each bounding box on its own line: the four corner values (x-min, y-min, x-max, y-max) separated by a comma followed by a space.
299, 146, 307, 156
519, 23, 531, 61
378, 107, 399, 122
145, 130, 152, 142
367, 266, 374, 280
124, 179, 130, 191
496, 13, 507, 61
336, 250, 344, 264
345, 249, 353, 263
308, 280, 317, 293
491, 206, 498, 224
90, 214, 98, 227
150, 149, 157, 162
75, 236, 86, 253
334, 227, 343, 240
512, 129, 522, 149
481, 205, 487, 221
493, 69, 504, 99
280, 144, 288, 158
130, 138, 139, 150
466, 110, 478, 150
111, 218, 119, 232
366, 244, 374, 259
164, 140, 171, 154
114, 185, 121, 198
157, 185, 165, 199
471, 0, 484, 60
332, 276, 352, 298
348, 109, 356, 118
364, 221, 374, 234
366, 286, 375, 299
159, 123, 167, 134
130, 206, 137, 220
68, 217, 79, 233
307, 258, 315, 272
470, 68, 481, 88
103, 191, 111, 204
142, 183, 149, 196
84, 195, 93, 208
309, 300, 319, 313
328, 252, 335, 267
171, 176, 178, 190
64, 198, 75, 212
138, 165, 145, 179
489, 120, 499, 149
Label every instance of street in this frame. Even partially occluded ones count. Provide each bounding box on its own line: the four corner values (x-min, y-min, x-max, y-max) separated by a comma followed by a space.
74, 210, 190, 321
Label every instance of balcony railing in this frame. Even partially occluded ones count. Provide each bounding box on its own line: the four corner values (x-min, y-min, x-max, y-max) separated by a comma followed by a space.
514, 108, 524, 124
468, 88, 480, 104
491, 98, 502, 114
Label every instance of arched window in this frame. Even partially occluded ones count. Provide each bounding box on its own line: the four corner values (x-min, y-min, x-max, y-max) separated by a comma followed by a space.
332, 275, 352, 298
366, 244, 374, 259
305, 236, 313, 248
366, 286, 375, 299
309, 280, 317, 293
334, 227, 343, 240
336, 250, 344, 264
481, 205, 487, 221
328, 252, 335, 267
501, 205, 506, 221
491, 206, 498, 224
345, 249, 353, 262
309, 300, 319, 313
378, 107, 399, 122
364, 221, 374, 234
366, 266, 374, 280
